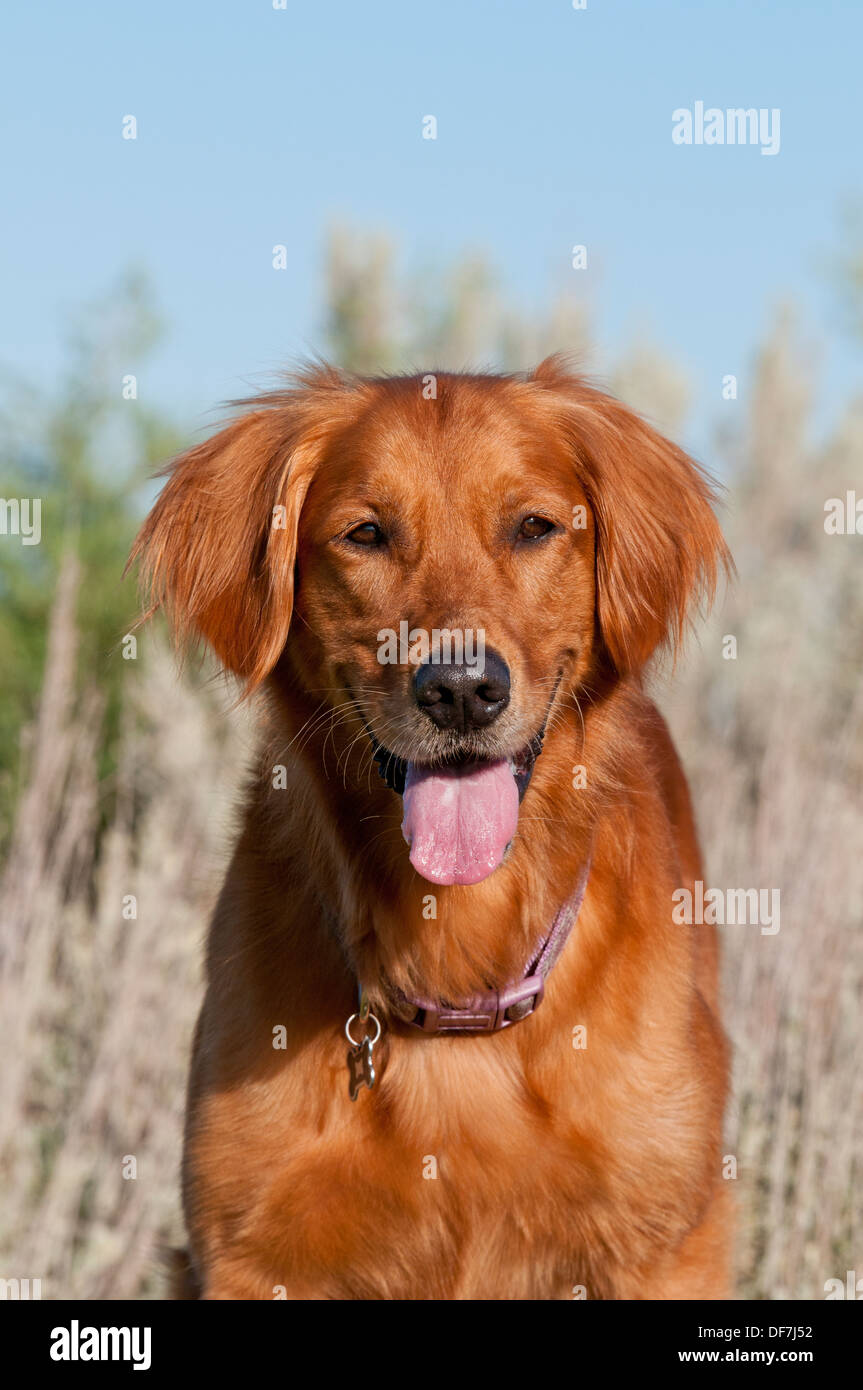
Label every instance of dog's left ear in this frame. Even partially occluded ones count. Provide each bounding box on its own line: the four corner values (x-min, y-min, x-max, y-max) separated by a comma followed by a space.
128, 390, 340, 691
532, 357, 733, 674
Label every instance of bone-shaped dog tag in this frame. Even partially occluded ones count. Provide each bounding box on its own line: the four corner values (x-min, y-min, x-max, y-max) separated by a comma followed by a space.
345, 1001, 381, 1101
347, 1034, 376, 1101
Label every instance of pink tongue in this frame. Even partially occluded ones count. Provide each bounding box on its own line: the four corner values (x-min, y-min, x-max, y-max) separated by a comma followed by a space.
401, 760, 519, 886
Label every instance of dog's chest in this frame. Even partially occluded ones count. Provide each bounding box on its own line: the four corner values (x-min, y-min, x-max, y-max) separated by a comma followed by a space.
322, 1037, 636, 1298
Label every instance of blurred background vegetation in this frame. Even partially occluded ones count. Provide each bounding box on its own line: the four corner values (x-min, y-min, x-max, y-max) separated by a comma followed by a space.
0, 228, 860, 1299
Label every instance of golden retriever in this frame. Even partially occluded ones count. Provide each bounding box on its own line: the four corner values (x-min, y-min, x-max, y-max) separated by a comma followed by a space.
131, 356, 732, 1300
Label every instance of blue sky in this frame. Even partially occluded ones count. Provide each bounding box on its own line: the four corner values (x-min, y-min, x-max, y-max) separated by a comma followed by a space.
3, 0, 861, 457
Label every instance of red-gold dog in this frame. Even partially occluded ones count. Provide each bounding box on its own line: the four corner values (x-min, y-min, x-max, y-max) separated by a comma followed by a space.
132, 357, 733, 1300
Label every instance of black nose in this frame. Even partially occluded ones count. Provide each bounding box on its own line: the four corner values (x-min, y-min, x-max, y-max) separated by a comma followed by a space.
414, 649, 510, 731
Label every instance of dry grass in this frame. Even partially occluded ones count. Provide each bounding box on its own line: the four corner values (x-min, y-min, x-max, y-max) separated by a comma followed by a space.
0, 555, 251, 1298
665, 657, 862, 1299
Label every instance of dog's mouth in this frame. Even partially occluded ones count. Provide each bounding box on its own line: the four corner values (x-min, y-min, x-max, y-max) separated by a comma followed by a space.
367, 730, 547, 888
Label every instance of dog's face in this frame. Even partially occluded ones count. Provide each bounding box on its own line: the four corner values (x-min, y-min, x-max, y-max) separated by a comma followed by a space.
132, 358, 729, 887
291, 378, 596, 883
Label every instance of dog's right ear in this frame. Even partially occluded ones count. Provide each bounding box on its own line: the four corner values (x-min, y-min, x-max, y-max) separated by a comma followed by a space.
128, 391, 341, 691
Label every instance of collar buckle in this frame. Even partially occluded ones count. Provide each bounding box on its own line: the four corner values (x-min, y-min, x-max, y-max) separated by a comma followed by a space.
412, 973, 545, 1034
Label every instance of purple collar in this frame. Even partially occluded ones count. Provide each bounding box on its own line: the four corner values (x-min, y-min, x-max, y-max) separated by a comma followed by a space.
397, 863, 590, 1034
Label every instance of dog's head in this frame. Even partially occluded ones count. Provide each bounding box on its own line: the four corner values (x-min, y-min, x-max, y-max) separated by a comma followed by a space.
131, 357, 730, 886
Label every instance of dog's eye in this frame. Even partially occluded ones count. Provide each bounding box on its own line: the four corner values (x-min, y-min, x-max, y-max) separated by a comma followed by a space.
345, 522, 385, 547
517, 515, 555, 541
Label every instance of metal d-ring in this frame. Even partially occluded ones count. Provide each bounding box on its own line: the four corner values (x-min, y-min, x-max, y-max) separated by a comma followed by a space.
345, 1010, 381, 1049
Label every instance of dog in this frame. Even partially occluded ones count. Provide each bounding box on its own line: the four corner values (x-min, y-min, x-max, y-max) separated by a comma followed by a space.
131, 356, 733, 1300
